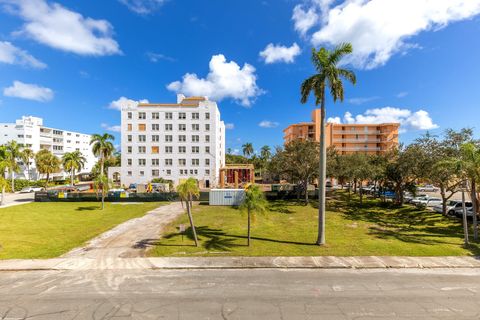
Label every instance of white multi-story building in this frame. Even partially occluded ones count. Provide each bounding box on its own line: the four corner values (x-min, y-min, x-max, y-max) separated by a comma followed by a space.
117, 94, 225, 188
0, 116, 97, 180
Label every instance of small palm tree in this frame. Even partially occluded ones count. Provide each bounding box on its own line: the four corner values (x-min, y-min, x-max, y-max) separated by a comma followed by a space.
20, 148, 35, 181
35, 149, 61, 188
260, 145, 271, 161
62, 151, 86, 186
242, 143, 254, 158
0, 146, 8, 205
177, 178, 200, 246
240, 184, 267, 246
5, 141, 21, 191
90, 133, 115, 175
301, 43, 356, 245
94, 174, 111, 210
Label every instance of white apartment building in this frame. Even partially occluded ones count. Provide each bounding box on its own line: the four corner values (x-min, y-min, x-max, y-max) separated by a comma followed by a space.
117, 94, 225, 188
0, 116, 97, 180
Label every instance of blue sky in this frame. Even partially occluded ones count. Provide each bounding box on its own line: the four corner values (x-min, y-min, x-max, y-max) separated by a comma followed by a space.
1, 0, 480, 153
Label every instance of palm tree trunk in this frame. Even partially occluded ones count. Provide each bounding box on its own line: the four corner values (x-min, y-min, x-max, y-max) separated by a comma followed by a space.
186, 196, 199, 246
1, 186, 5, 206
27, 163, 30, 181
247, 208, 251, 246
45, 172, 50, 188
317, 91, 326, 246
471, 179, 478, 241
11, 171, 14, 192
71, 169, 75, 187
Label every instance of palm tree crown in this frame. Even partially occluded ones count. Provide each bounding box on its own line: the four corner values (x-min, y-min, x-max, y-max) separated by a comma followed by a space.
62, 151, 87, 186
242, 143, 254, 158
90, 133, 115, 175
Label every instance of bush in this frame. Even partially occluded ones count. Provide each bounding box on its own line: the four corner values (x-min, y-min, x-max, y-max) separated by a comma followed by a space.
11, 179, 45, 192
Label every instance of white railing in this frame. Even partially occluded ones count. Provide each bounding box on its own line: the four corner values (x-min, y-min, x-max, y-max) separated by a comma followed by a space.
333, 139, 381, 143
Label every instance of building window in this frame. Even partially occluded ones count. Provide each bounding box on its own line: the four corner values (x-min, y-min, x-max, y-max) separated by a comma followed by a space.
138, 135, 146, 142
140, 171, 145, 176
180, 169, 187, 175
165, 135, 173, 142
179, 159, 186, 166
205, 146, 210, 154
192, 146, 199, 153
152, 169, 160, 177
138, 124, 146, 131
127, 135, 132, 142
205, 135, 210, 142
165, 112, 172, 120
127, 124, 132, 131
152, 124, 160, 131
152, 159, 159, 166
205, 113, 210, 120
178, 146, 186, 153
152, 112, 159, 119
127, 112, 132, 119
127, 146, 132, 154
205, 169, 210, 175
152, 135, 159, 142
205, 124, 210, 131
192, 159, 199, 166
189, 169, 198, 175
166, 169, 171, 175
192, 135, 199, 142
205, 159, 210, 166
178, 135, 186, 142
128, 171, 132, 176
192, 112, 199, 120
165, 146, 173, 153
151, 146, 159, 154
192, 124, 199, 131
179, 112, 186, 120
179, 124, 186, 131
138, 112, 146, 120
127, 159, 132, 166
138, 159, 146, 166
165, 159, 172, 166
165, 124, 172, 131
138, 146, 146, 153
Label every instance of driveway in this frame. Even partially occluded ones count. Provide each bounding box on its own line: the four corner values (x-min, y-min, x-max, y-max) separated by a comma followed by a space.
0, 192, 35, 208
62, 202, 185, 261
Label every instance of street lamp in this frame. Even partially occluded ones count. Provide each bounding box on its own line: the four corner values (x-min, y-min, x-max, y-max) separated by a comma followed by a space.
460, 180, 469, 245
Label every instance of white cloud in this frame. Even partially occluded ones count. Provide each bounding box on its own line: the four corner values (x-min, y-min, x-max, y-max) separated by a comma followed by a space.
331, 106, 438, 131
146, 51, 175, 63
4, 0, 121, 56
396, 91, 409, 98
101, 123, 121, 133
3, 80, 53, 102
0, 41, 46, 69
119, 0, 166, 14
259, 43, 301, 64
108, 96, 149, 111
225, 123, 235, 130
347, 96, 379, 105
167, 54, 263, 107
259, 120, 279, 128
294, 0, 480, 69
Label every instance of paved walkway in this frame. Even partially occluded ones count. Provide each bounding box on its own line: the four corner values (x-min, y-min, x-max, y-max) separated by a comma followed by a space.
0, 192, 34, 208
1, 255, 480, 271
61, 202, 185, 262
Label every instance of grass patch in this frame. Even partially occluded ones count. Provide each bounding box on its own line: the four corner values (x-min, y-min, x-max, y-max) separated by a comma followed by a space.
149, 193, 480, 257
0, 202, 161, 259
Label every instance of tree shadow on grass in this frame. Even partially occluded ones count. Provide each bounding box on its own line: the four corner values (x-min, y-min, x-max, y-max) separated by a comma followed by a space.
75, 206, 99, 211
268, 202, 295, 214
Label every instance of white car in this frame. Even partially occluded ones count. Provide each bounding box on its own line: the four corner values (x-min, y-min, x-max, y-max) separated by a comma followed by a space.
416, 197, 442, 208
418, 185, 439, 192
19, 186, 44, 193
411, 196, 430, 205
433, 201, 473, 215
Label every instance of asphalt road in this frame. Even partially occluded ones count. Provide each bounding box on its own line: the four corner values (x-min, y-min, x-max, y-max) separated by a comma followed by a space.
1, 268, 480, 319
0, 192, 34, 208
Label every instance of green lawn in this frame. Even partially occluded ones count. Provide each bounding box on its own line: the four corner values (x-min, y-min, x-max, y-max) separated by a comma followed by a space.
0, 202, 161, 259
149, 193, 480, 257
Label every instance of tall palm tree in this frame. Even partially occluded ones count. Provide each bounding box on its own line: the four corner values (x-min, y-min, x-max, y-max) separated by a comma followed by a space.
260, 145, 271, 161
5, 141, 21, 191
177, 177, 200, 247
300, 43, 356, 245
0, 146, 8, 205
242, 143, 254, 158
62, 151, 87, 186
35, 149, 61, 188
20, 148, 35, 181
90, 133, 115, 175
240, 184, 267, 246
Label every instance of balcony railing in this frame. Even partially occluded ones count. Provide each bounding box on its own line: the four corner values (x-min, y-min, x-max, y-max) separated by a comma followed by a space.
333, 138, 381, 143
337, 147, 382, 151
332, 130, 382, 134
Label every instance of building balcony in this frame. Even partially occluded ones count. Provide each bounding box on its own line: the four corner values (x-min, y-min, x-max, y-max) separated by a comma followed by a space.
337, 146, 382, 151
332, 130, 383, 134
333, 138, 382, 143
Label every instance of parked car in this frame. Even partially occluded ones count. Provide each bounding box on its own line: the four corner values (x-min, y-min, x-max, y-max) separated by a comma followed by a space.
20, 186, 44, 193
433, 201, 473, 215
411, 196, 430, 205
417, 184, 439, 192
454, 203, 475, 218
416, 197, 442, 208
404, 193, 427, 203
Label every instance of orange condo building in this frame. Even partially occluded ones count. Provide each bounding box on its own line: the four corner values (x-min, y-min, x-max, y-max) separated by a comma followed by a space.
283, 109, 400, 155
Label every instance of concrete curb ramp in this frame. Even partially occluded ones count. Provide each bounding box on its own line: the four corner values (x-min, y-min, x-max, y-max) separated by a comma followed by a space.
1, 256, 480, 271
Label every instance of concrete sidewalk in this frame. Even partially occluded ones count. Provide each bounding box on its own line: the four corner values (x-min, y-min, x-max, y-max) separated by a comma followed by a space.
1, 256, 480, 271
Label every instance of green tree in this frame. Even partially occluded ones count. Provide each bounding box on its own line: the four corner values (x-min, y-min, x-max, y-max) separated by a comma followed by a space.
62, 151, 87, 186
0, 146, 9, 205
35, 149, 61, 188
90, 133, 115, 175
176, 178, 200, 247
300, 43, 356, 245
240, 184, 267, 246
242, 143, 254, 158
4, 141, 21, 191
94, 174, 111, 210
260, 145, 271, 161
20, 148, 35, 181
